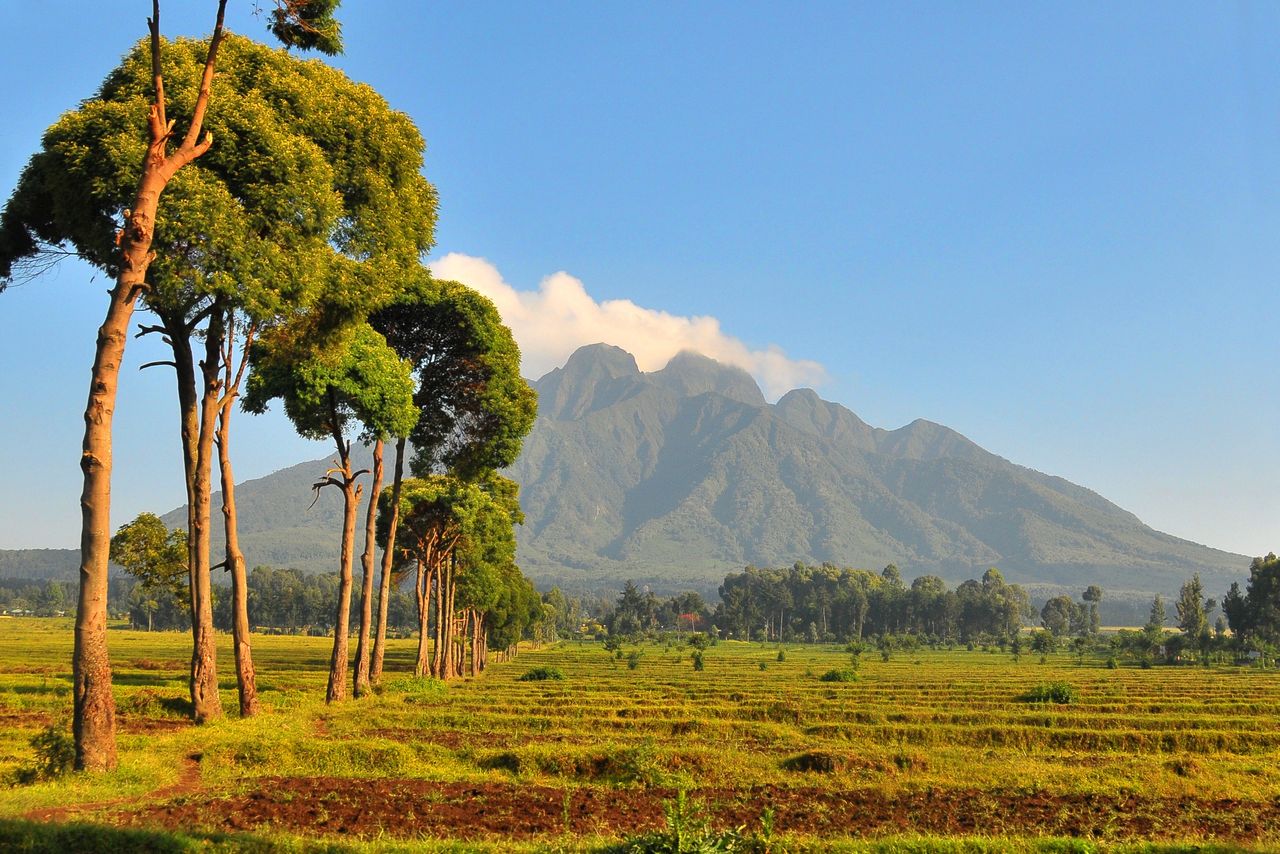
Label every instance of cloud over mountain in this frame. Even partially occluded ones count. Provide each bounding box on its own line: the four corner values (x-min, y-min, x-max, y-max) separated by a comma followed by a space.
428, 253, 827, 399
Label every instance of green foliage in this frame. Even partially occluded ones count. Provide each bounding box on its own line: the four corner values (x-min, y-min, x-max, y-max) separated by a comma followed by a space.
622, 789, 750, 853
245, 322, 418, 444
371, 275, 536, 479
516, 666, 565, 682
270, 0, 344, 55
819, 668, 858, 683
9, 727, 74, 786
109, 513, 188, 602
691, 651, 705, 671
2, 34, 435, 313
626, 650, 643, 670
1021, 682, 1077, 704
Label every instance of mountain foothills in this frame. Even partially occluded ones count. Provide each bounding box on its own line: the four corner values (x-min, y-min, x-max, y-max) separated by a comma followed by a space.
3, 344, 1246, 598
510, 344, 1245, 595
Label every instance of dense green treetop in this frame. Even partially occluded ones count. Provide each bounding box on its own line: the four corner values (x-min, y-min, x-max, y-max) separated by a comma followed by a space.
0, 33, 436, 320
243, 322, 417, 444
370, 273, 536, 479
109, 513, 188, 605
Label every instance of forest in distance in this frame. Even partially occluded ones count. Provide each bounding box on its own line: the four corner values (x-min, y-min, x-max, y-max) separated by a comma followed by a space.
6, 554, 1280, 666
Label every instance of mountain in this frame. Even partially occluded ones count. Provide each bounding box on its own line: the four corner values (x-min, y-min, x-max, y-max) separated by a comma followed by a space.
507, 344, 1247, 596
2, 344, 1248, 602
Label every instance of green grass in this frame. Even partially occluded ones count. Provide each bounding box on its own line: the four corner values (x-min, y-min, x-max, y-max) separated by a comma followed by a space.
2, 620, 1279, 851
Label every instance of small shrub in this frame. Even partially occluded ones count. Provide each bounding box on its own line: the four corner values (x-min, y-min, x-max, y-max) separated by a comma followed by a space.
479, 751, 523, 773
622, 789, 747, 852
757, 661, 768, 671
691, 651, 704, 672
626, 651, 643, 670
893, 751, 928, 772
776, 649, 786, 662
1021, 681, 1077, 704
10, 726, 74, 785
1106, 656, 1119, 669
781, 750, 846, 773
517, 666, 565, 682
819, 668, 858, 683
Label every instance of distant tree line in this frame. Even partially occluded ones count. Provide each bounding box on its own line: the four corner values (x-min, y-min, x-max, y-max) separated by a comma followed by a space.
713, 563, 1033, 643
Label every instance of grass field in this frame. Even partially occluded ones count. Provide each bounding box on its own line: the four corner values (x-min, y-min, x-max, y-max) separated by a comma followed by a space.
1, 618, 1278, 852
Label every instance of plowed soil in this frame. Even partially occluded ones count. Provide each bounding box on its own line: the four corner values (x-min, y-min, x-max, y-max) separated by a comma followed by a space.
116, 777, 1280, 841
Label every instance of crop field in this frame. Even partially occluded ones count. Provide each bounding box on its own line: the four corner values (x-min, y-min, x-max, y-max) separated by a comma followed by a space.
1, 618, 1279, 852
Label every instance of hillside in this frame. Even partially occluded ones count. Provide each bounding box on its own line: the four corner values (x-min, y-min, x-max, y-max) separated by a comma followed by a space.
508, 344, 1247, 596
1, 345, 1248, 601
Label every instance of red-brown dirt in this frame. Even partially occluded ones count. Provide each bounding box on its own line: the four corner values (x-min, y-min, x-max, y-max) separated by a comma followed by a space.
114, 778, 1280, 842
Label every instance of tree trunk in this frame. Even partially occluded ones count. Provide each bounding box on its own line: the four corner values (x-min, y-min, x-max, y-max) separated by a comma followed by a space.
370, 437, 406, 684
72, 0, 226, 771
443, 558, 458, 679
188, 309, 224, 723
413, 559, 429, 677
352, 438, 383, 697
468, 610, 481, 677
325, 430, 361, 704
72, 280, 135, 771
216, 321, 258, 717
430, 556, 446, 679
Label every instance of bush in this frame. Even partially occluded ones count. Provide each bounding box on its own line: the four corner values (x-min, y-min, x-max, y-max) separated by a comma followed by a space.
819, 668, 858, 683
10, 726, 74, 785
517, 667, 565, 682
626, 651, 643, 670
691, 651, 704, 672
775, 649, 786, 662
1021, 681, 1077, 704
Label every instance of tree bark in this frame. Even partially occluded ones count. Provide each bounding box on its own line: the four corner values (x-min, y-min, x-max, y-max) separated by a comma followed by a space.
413, 559, 429, 677
370, 437, 406, 684
325, 419, 361, 704
444, 560, 458, 680
217, 316, 258, 717
73, 0, 226, 769
188, 307, 224, 722
430, 555, 446, 679
352, 438, 383, 697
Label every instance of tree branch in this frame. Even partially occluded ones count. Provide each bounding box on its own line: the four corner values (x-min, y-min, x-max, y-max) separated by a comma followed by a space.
176, 0, 229, 156
148, 0, 168, 136
138, 360, 179, 371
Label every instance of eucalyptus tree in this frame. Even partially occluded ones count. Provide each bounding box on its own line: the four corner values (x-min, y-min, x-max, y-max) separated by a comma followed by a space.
376, 475, 483, 677
245, 321, 417, 702
365, 276, 536, 687
0, 0, 344, 770
3, 30, 435, 722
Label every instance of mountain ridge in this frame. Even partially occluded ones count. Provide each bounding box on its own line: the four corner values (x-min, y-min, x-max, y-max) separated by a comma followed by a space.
1, 344, 1248, 602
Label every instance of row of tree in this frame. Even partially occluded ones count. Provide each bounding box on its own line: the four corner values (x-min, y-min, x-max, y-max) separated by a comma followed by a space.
0, 1, 539, 771
711, 563, 1034, 643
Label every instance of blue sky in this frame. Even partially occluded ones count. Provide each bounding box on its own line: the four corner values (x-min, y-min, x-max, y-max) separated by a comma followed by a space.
0, 2, 1276, 560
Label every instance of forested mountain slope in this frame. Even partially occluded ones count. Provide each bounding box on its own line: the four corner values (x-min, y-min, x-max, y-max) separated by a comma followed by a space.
508, 344, 1246, 595
4, 344, 1246, 600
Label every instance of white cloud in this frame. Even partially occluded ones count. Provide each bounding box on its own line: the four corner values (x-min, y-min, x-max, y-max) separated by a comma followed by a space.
428, 253, 827, 399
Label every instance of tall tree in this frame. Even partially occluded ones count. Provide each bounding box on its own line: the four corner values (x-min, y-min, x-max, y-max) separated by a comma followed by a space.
3, 28, 433, 721
245, 322, 417, 702
366, 275, 536, 685
109, 513, 188, 633
1082, 585, 1104, 635
0, 1, 228, 768
0, 0, 349, 765
1175, 574, 1208, 641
